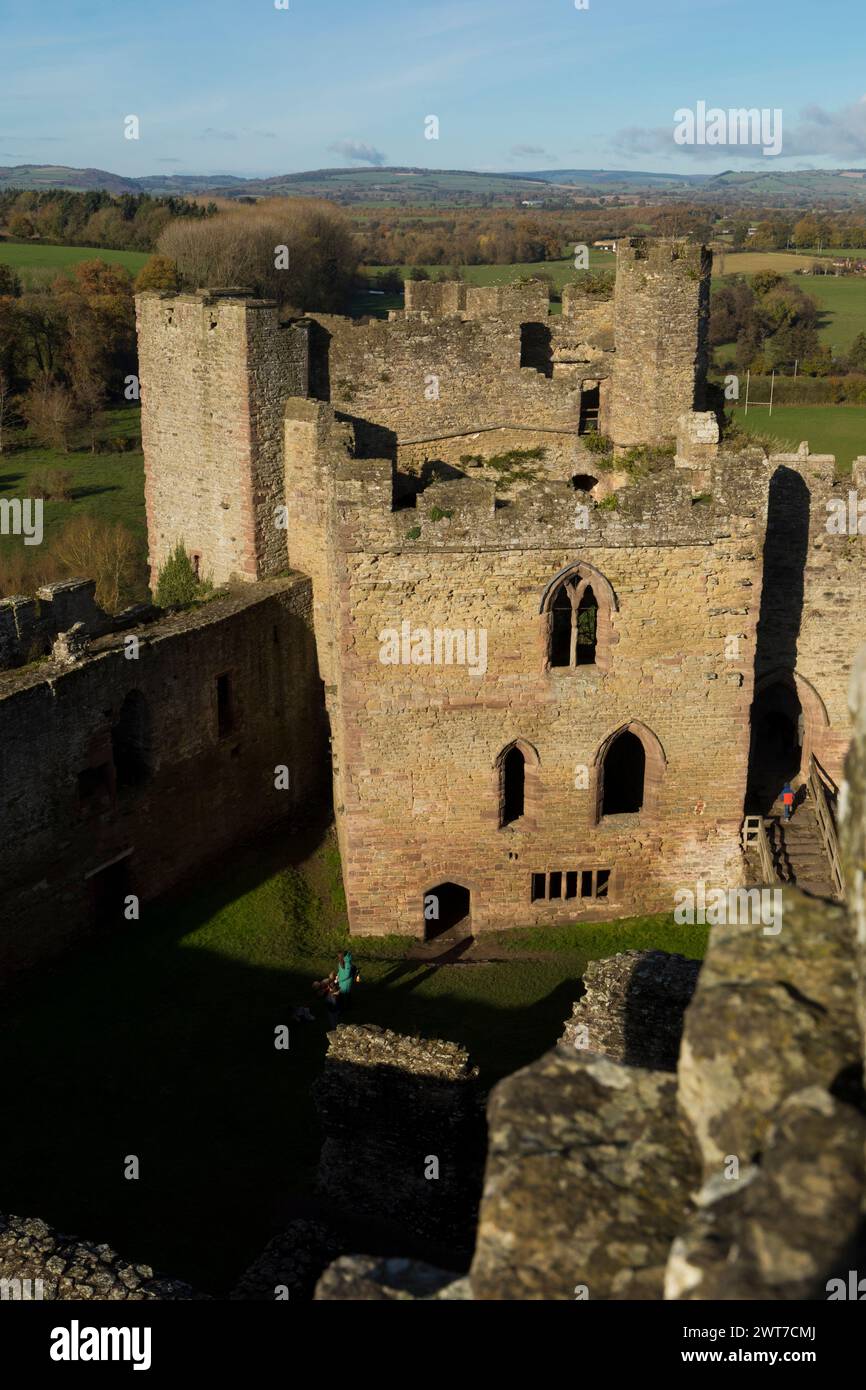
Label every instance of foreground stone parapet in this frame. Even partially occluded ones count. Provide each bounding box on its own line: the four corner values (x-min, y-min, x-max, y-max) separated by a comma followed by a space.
560, 949, 701, 1069
842, 645, 866, 1063
666, 1086, 866, 1301
0, 1214, 205, 1300
469, 1051, 700, 1300
314, 1255, 470, 1301
677, 891, 859, 1176
313, 1025, 484, 1255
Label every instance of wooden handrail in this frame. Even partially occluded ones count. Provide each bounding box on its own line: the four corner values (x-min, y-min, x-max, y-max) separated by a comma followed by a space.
742, 814, 778, 885
807, 756, 845, 900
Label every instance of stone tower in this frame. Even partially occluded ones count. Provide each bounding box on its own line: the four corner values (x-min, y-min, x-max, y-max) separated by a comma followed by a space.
136, 289, 308, 588
608, 238, 711, 450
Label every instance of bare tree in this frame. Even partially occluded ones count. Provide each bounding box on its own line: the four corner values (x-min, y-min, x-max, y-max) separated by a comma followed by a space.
22, 379, 82, 453
0, 369, 10, 454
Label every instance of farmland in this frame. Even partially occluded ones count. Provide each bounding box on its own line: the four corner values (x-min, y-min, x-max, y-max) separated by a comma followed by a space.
0, 240, 148, 287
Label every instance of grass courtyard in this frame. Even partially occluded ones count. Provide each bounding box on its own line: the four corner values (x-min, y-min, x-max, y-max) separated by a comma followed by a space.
0, 823, 705, 1295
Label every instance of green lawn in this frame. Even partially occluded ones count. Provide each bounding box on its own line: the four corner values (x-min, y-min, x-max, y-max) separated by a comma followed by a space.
0, 823, 700, 1294
0, 240, 148, 287
730, 403, 866, 473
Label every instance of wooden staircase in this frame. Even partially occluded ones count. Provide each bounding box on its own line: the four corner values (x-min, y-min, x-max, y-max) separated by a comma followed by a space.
742, 758, 844, 902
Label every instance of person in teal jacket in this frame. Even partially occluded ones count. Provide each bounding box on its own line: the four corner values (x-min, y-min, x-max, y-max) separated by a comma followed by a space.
336, 950, 354, 1003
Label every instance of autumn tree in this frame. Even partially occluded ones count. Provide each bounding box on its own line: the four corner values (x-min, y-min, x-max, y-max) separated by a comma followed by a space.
157, 199, 358, 311
134, 255, 180, 292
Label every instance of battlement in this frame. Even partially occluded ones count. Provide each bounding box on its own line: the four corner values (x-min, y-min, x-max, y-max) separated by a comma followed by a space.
615, 236, 711, 278
403, 278, 550, 323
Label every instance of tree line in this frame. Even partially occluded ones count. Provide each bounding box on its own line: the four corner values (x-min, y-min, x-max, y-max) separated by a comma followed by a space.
0, 188, 215, 253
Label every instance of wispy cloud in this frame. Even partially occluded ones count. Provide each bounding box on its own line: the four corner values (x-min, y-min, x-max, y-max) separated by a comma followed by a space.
327, 139, 387, 166
510, 144, 547, 157
199, 127, 238, 142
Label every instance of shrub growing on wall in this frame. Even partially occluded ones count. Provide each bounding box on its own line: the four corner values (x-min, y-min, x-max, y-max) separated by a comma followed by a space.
155, 541, 213, 609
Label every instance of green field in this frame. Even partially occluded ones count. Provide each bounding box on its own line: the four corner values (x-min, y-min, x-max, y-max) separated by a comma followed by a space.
0, 407, 146, 594
0, 822, 703, 1293
0, 240, 148, 287
731, 404, 866, 472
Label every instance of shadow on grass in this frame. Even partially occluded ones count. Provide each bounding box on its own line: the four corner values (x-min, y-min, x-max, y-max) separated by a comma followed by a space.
0, 815, 582, 1296
69, 484, 122, 500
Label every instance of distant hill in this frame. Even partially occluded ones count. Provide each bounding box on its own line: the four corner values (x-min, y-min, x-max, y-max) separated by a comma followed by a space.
4, 163, 866, 208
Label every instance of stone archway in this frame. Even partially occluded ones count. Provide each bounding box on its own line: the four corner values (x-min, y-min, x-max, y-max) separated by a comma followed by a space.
746, 670, 830, 813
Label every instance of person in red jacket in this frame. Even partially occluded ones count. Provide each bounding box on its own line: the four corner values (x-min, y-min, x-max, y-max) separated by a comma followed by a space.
782, 782, 795, 821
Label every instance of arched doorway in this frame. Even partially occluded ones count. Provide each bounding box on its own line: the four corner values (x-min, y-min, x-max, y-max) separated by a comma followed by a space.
746, 679, 803, 814
424, 882, 471, 942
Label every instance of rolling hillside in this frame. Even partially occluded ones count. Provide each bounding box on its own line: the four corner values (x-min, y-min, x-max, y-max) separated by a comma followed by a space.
6, 163, 866, 208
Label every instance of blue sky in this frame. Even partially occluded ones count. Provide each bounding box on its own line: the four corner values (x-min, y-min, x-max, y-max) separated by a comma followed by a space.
3, 0, 866, 176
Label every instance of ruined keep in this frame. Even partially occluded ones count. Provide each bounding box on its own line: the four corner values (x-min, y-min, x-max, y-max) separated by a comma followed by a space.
3, 237, 864, 966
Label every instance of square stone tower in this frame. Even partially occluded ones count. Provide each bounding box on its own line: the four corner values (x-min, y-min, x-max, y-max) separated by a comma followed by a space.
136, 289, 308, 588
608, 238, 712, 450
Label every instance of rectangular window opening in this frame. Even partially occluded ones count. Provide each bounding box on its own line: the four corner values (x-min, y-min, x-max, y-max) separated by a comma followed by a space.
78, 763, 112, 814
531, 872, 546, 903
595, 869, 611, 899
565, 871, 578, 900
548, 871, 562, 900
217, 673, 234, 738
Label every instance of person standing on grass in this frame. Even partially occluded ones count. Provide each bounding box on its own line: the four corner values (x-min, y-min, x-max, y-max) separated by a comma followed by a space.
336, 949, 355, 1011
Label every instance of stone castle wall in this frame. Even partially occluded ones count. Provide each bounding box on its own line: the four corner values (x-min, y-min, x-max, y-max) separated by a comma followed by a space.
753, 448, 866, 783
291, 407, 769, 936
0, 576, 327, 974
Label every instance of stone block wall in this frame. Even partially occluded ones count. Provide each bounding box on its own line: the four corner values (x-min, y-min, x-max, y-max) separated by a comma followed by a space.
313, 1025, 485, 1254
307, 310, 582, 455
136, 290, 308, 588
0, 577, 327, 974
754, 447, 866, 784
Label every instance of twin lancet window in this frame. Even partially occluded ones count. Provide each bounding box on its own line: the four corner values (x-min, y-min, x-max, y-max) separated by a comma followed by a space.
542, 564, 616, 674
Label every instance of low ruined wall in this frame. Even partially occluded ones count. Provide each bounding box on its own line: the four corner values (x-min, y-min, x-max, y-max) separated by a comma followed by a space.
313, 1025, 485, 1255
560, 950, 701, 1070
0, 576, 328, 974
0, 1214, 204, 1300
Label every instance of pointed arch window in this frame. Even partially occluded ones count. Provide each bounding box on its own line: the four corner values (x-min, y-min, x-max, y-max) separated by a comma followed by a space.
495, 739, 540, 829
541, 563, 616, 673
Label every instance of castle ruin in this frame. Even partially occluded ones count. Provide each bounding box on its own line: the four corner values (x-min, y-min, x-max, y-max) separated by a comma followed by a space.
1, 238, 863, 964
